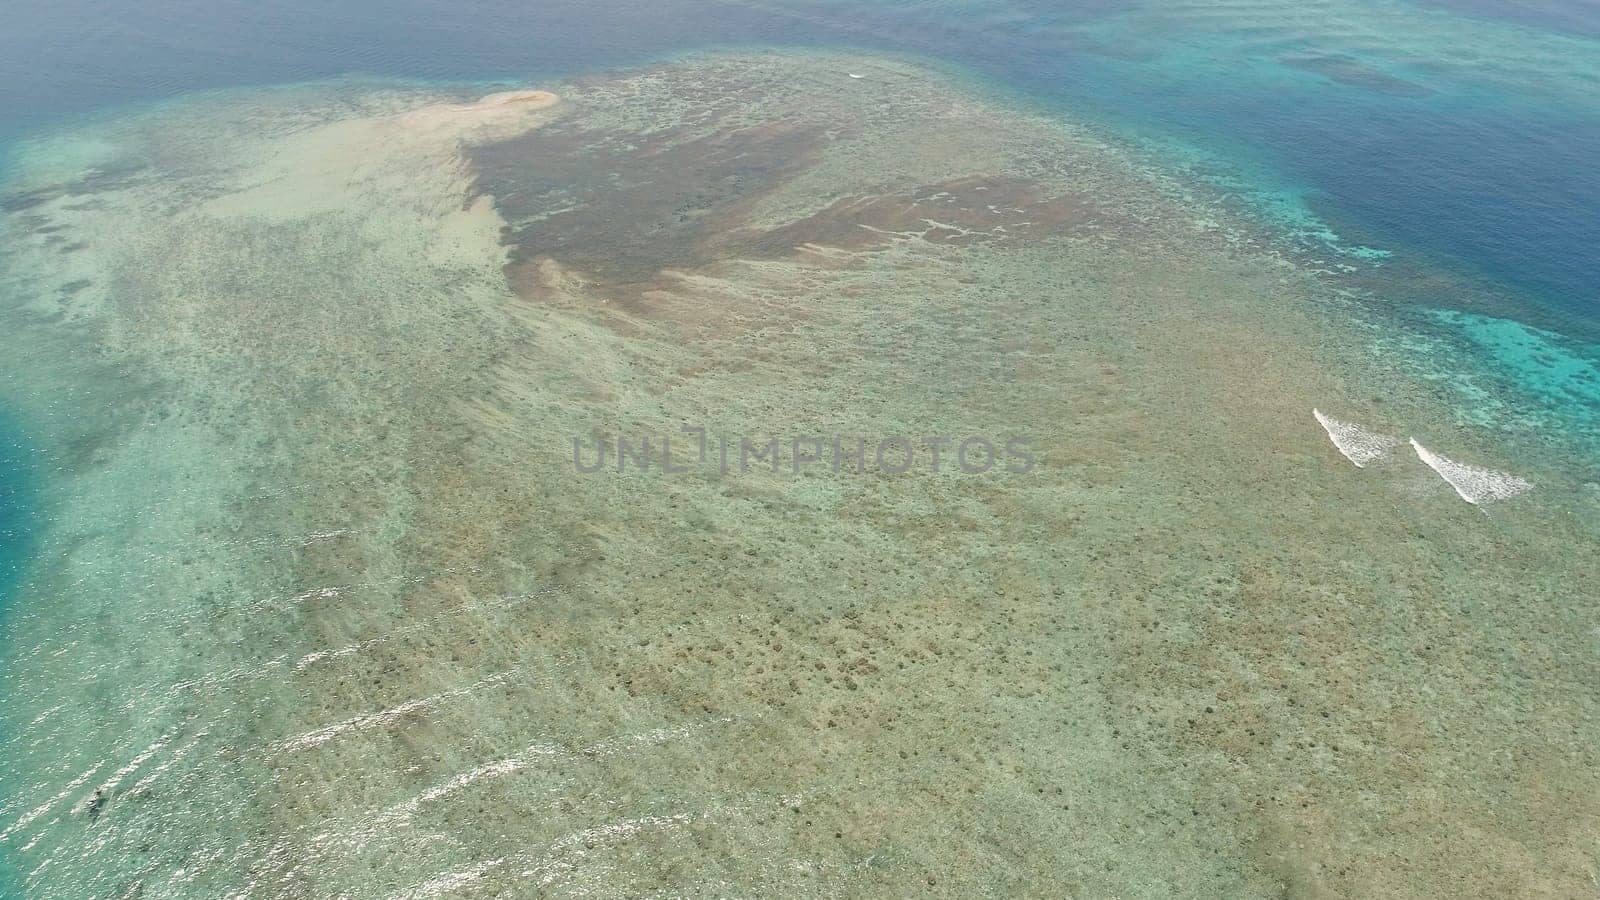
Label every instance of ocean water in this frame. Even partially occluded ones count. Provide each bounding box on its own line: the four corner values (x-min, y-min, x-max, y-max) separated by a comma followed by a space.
3, 0, 1597, 331
1, 1, 1598, 897
0, 414, 34, 608
0, 418, 36, 896
3, 0, 1597, 416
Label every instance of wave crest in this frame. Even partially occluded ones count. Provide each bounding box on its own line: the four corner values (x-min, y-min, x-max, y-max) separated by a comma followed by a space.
1313, 409, 1399, 467
1410, 439, 1533, 504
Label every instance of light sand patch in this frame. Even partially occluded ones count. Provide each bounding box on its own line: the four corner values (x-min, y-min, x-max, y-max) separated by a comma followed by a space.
203, 88, 559, 221
396, 89, 558, 130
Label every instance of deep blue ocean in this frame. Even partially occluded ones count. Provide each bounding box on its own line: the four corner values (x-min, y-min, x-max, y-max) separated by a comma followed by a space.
2, 0, 1596, 332
1, 0, 1597, 656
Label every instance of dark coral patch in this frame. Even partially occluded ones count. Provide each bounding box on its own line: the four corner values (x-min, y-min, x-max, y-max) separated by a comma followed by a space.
471, 115, 1105, 325
470, 120, 828, 285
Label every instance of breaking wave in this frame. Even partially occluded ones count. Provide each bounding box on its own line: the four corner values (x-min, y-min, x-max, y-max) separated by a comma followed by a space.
1409, 439, 1533, 504
1313, 408, 1399, 467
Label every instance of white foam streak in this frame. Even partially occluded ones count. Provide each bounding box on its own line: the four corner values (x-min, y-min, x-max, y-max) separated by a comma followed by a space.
1410, 439, 1533, 504
1313, 408, 1399, 467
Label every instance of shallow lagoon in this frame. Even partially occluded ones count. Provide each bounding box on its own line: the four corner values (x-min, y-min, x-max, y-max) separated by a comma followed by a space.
1, 1, 1599, 897
0, 52, 1594, 896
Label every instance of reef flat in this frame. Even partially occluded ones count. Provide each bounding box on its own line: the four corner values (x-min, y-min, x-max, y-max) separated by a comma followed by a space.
0, 53, 1595, 897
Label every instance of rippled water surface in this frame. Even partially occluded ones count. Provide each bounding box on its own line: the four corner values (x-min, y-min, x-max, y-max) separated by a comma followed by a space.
1, 2, 1597, 897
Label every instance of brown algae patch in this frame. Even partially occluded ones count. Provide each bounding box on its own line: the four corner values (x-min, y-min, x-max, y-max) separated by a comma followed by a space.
0, 53, 1597, 899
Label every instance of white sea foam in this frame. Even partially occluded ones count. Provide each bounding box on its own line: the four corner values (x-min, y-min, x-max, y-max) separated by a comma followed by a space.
1313, 409, 1399, 467
1409, 439, 1533, 504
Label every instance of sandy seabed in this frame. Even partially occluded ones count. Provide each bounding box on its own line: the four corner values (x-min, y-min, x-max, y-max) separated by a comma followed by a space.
0, 52, 1596, 898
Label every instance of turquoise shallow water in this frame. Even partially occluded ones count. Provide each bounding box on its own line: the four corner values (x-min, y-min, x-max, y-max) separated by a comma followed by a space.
0, 2, 1588, 633
0, 0, 1596, 333
0, 414, 34, 898
2, 1, 1596, 400
0, 415, 33, 603
1, 1, 1598, 894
